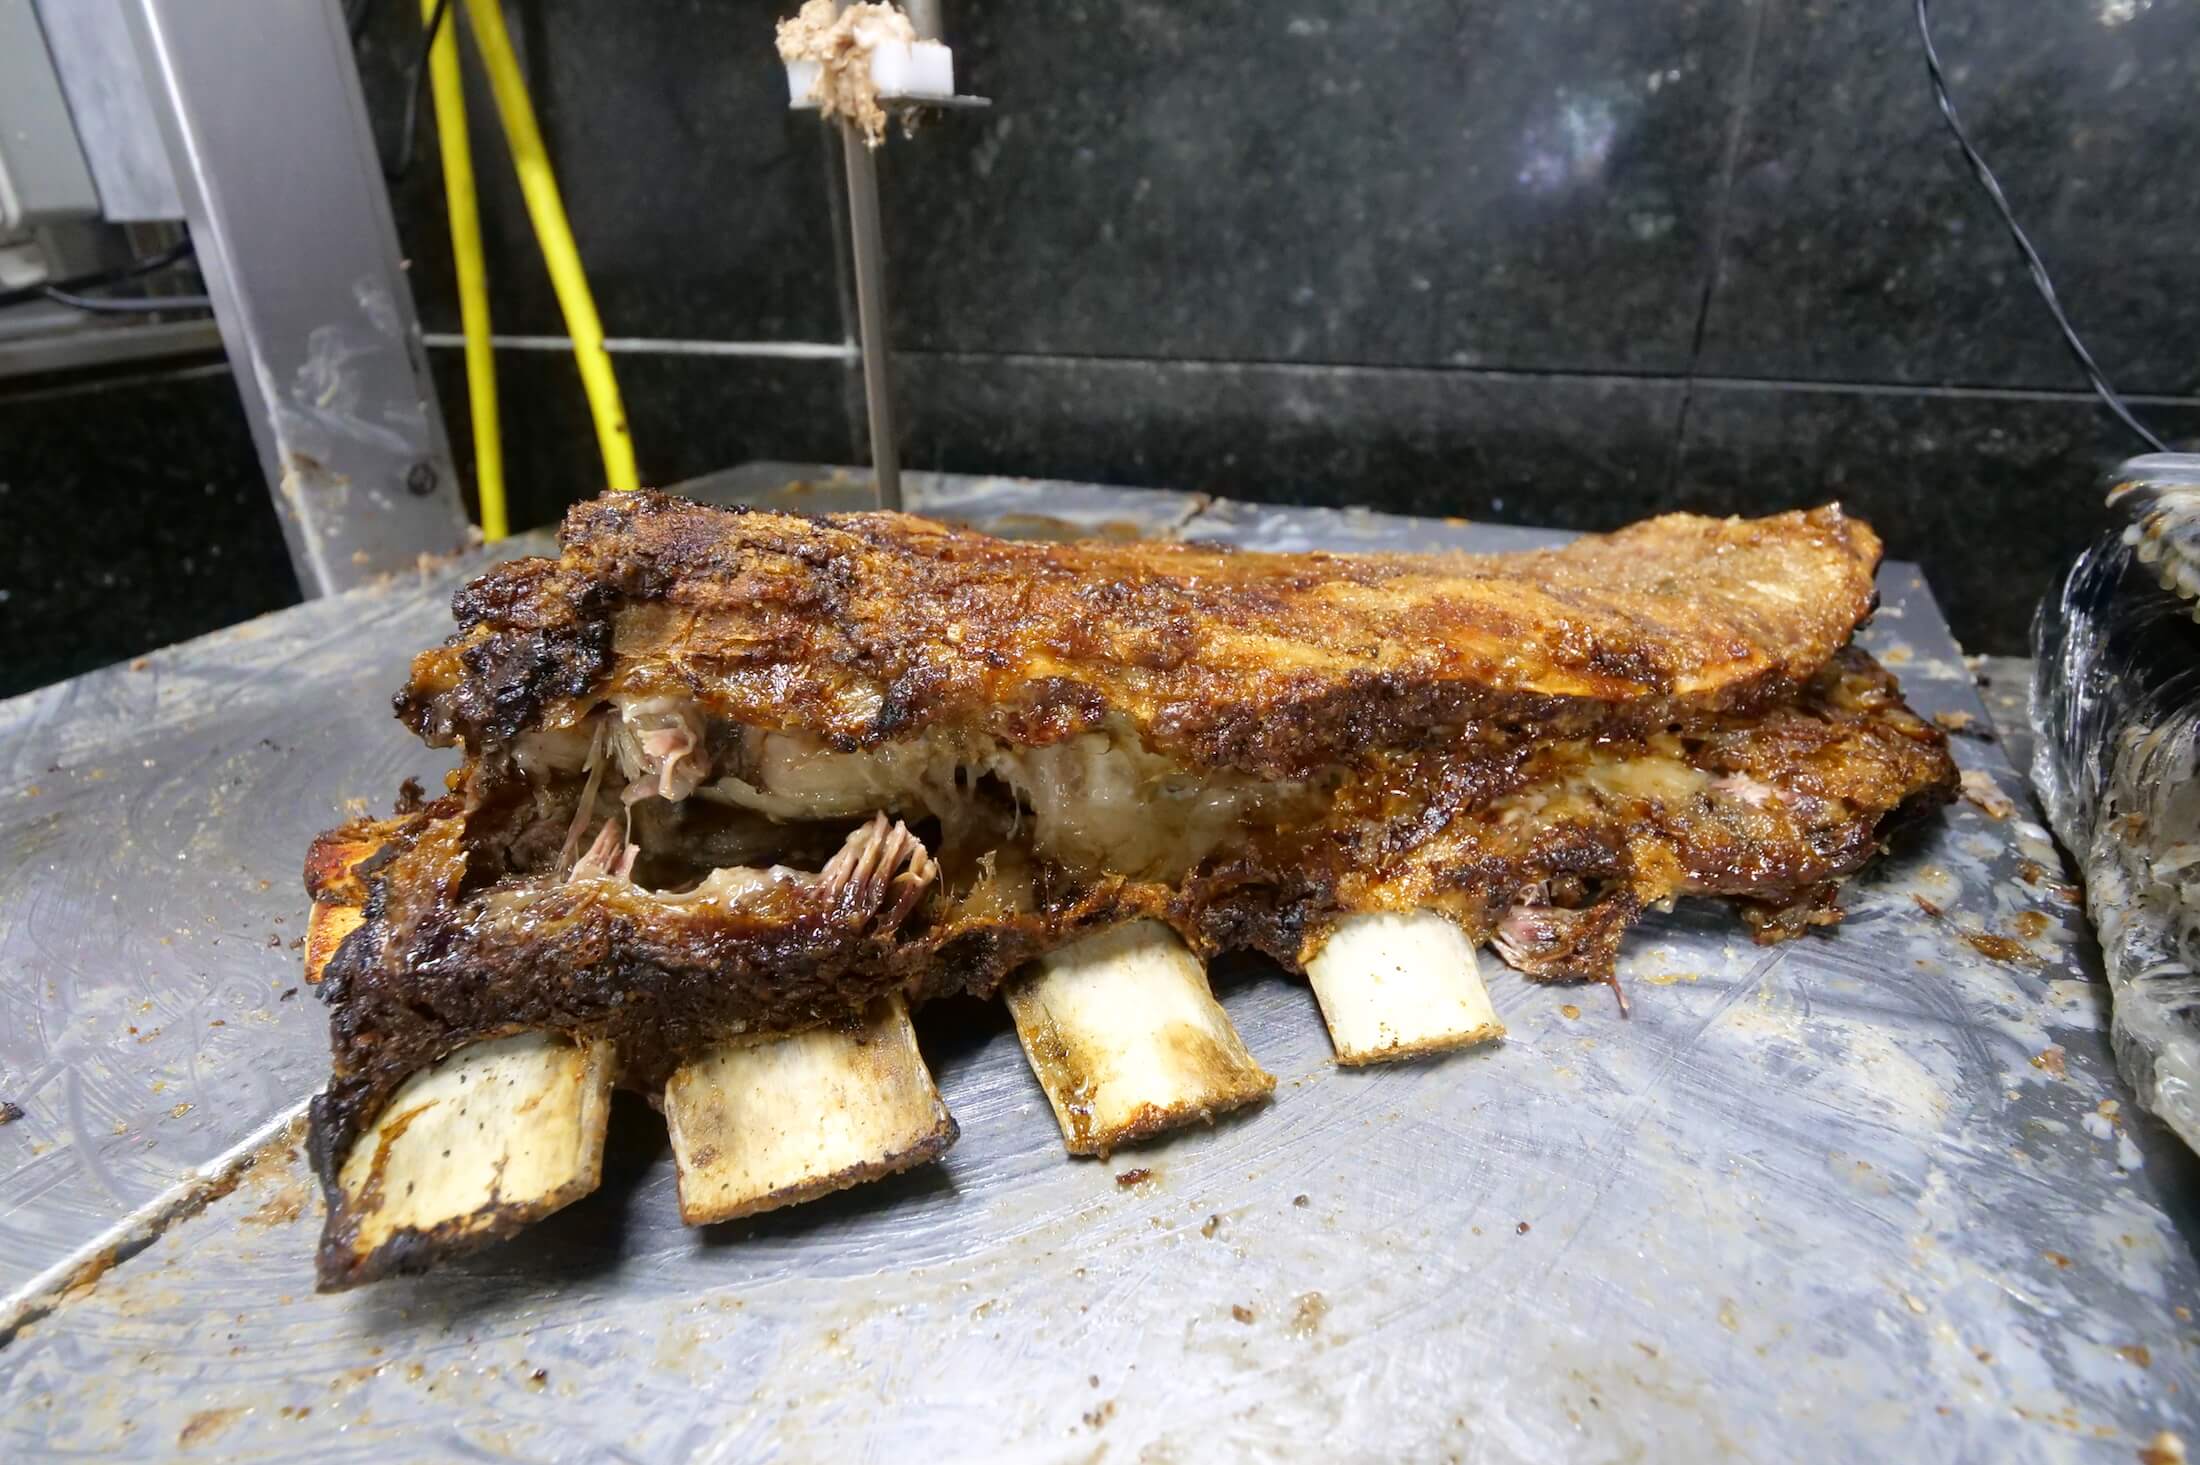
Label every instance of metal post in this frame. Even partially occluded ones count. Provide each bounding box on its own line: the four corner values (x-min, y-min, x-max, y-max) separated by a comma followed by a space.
902, 0, 943, 41
840, 118, 902, 511
126, 0, 467, 595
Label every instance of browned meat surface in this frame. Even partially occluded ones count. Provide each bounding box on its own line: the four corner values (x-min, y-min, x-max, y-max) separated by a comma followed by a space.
305, 494, 1953, 1205
395, 492, 1885, 778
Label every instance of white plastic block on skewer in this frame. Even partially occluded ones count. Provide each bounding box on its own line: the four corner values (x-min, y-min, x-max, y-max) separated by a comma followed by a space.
785, 39, 955, 108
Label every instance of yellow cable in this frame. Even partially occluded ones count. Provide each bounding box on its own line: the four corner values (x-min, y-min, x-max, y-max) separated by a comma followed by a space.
423, 0, 506, 539
458, 0, 639, 493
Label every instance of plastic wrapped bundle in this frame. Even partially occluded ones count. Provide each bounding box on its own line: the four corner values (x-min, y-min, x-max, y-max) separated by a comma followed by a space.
2033, 454, 2200, 1152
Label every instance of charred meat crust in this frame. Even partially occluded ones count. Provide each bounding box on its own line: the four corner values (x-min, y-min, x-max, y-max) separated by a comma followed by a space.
398, 559, 617, 748
394, 493, 1885, 778
307, 811, 1161, 1184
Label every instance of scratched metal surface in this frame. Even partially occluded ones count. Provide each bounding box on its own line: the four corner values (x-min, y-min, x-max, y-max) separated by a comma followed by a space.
3, 475, 2197, 1462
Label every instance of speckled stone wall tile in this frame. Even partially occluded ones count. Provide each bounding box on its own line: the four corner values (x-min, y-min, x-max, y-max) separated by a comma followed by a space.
1702, 0, 2200, 394
896, 351, 1687, 523
880, 1, 1749, 373
0, 367, 300, 700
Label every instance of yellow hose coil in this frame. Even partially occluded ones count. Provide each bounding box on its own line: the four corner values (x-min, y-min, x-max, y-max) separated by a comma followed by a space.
459, 0, 639, 493
422, 0, 506, 538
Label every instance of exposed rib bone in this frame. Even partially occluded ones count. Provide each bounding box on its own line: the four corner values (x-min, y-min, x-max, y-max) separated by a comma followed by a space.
321, 1031, 615, 1289
663, 993, 956, 1224
1006, 921, 1274, 1157
1304, 911, 1505, 1065
308, 827, 618, 1288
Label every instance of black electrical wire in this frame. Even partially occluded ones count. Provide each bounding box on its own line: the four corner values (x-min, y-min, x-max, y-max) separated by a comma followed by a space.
0, 236, 199, 312
379, 0, 454, 184
1915, 0, 2169, 454
39, 284, 213, 316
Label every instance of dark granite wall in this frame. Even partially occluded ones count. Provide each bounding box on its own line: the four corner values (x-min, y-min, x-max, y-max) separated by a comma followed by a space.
8, 0, 2198, 697
0, 365, 301, 697
344, 0, 2200, 650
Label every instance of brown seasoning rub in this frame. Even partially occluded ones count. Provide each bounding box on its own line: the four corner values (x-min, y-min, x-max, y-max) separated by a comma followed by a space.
395, 493, 1886, 778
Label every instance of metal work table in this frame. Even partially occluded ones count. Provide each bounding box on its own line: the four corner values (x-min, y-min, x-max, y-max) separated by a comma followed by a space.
3, 470, 2195, 1461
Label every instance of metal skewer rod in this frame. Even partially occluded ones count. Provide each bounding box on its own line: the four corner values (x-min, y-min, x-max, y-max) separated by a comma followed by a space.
839, 118, 902, 511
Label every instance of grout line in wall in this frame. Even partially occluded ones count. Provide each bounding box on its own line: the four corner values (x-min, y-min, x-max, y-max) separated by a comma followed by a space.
886, 347, 2200, 409
1680, 375, 2200, 409
68, 337, 2200, 413
420, 333, 855, 361
0, 358, 233, 406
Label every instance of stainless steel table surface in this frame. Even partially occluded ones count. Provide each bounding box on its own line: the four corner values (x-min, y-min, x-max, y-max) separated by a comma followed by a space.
3, 469, 2194, 1462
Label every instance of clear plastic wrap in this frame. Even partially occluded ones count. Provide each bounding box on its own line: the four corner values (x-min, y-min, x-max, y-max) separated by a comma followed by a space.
2033, 454, 2200, 1152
